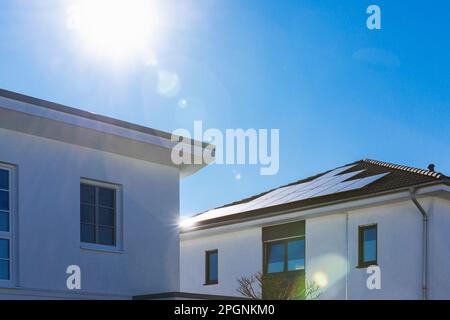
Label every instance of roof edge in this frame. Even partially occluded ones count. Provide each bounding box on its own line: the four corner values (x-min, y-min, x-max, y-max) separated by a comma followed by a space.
0, 88, 212, 149
363, 159, 445, 179
182, 180, 449, 233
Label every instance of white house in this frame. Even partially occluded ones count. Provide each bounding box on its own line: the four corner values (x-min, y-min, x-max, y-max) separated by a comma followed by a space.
0, 88, 210, 299
180, 160, 450, 299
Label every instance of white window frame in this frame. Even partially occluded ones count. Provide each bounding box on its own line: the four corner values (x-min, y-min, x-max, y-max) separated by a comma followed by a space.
0, 163, 17, 287
80, 178, 123, 253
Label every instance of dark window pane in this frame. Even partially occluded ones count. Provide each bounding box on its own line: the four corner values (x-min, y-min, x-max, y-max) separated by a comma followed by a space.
0, 191, 8, 211
98, 226, 115, 245
80, 224, 95, 243
0, 259, 9, 280
80, 184, 96, 204
267, 242, 285, 273
0, 239, 9, 259
0, 169, 8, 190
208, 252, 218, 282
99, 207, 115, 226
363, 228, 377, 262
0, 211, 9, 232
80, 204, 95, 224
80, 183, 118, 246
99, 188, 115, 208
287, 239, 305, 271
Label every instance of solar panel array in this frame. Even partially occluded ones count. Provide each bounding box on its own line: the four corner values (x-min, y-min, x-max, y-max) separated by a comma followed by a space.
192, 165, 389, 222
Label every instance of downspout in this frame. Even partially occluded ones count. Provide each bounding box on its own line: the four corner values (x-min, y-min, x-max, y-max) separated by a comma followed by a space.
345, 211, 349, 300
409, 187, 428, 300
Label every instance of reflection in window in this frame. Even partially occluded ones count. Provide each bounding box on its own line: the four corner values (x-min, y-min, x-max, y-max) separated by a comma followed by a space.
266, 238, 305, 274
288, 239, 305, 271
205, 250, 218, 284
267, 242, 285, 273
359, 224, 377, 267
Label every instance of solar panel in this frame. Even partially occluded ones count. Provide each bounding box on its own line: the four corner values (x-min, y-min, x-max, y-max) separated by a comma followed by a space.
338, 173, 389, 192
229, 186, 292, 212
287, 185, 334, 202
259, 169, 366, 207
312, 179, 360, 197
266, 186, 327, 207
195, 202, 246, 221
319, 170, 365, 187
257, 188, 313, 208
192, 165, 390, 222
315, 164, 357, 181
253, 169, 360, 207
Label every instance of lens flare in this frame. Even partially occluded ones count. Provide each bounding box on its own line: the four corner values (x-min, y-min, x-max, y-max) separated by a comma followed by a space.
157, 70, 180, 96
312, 271, 329, 288
308, 254, 347, 290
178, 218, 195, 229
178, 98, 188, 109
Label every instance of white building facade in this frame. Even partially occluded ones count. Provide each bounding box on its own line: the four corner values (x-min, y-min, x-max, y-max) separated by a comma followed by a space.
180, 160, 450, 299
0, 89, 208, 299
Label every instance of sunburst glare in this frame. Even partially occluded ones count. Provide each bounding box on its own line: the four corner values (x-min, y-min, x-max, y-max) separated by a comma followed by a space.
67, 0, 163, 63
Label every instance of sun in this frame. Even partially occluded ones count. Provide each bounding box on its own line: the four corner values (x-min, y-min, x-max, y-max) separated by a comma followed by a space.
67, 0, 161, 62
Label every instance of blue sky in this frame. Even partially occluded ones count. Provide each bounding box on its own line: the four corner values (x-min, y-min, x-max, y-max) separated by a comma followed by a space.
0, 0, 449, 216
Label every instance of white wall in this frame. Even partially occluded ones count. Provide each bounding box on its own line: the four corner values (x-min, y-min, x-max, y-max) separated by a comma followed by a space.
0, 127, 180, 298
181, 195, 450, 299
180, 228, 262, 297
346, 200, 424, 299
301, 200, 432, 299
305, 214, 347, 299
307, 201, 426, 299
428, 198, 450, 299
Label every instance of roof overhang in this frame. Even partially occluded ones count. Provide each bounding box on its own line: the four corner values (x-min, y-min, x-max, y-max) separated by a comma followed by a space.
0, 89, 213, 177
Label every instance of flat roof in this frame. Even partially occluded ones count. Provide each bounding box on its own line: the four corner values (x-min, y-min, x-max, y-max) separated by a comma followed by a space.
0, 88, 213, 176
0, 88, 195, 144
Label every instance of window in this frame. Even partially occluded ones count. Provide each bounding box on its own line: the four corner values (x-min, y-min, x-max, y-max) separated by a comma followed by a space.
287, 239, 305, 271
265, 238, 305, 274
358, 224, 377, 267
80, 182, 117, 246
0, 167, 12, 281
205, 250, 218, 285
0, 239, 9, 280
262, 222, 306, 299
267, 242, 284, 273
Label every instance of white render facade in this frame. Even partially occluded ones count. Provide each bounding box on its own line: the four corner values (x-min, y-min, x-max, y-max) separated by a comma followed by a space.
180, 163, 450, 299
0, 89, 207, 299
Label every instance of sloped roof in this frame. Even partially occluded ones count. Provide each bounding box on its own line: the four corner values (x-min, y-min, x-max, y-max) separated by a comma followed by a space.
187, 159, 449, 228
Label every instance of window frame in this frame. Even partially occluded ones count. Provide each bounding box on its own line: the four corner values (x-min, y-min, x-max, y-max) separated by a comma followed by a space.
204, 249, 218, 285
358, 224, 378, 268
264, 236, 305, 275
0, 163, 16, 287
80, 178, 123, 253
